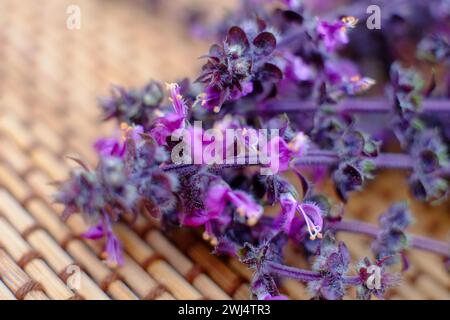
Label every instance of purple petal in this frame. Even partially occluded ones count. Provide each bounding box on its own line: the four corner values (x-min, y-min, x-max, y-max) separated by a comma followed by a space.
105, 233, 124, 266
182, 211, 210, 227
227, 190, 263, 224
94, 138, 124, 157
274, 193, 297, 233
166, 83, 188, 117
205, 184, 229, 217
259, 63, 283, 82
81, 223, 105, 240
150, 113, 184, 145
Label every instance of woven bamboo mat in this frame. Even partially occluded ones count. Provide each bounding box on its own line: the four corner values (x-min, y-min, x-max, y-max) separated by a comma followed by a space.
0, 0, 448, 300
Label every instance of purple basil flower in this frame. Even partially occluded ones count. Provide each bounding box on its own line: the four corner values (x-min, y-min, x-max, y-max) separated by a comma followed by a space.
316, 17, 357, 52
94, 124, 144, 158
261, 132, 309, 173
81, 216, 124, 266
308, 232, 350, 300
283, 52, 314, 82
150, 83, 188, 145
104, 232, 124, 267
356, 257, 401, 300
182, 183, 262, 244
197, 25, 280, 111
324, 60, 375, 96
274, 193, 323, 240
94, 138, 124, 158
342, 75, 375, 95
325, 59, 359, 85
81, 223, 105, 240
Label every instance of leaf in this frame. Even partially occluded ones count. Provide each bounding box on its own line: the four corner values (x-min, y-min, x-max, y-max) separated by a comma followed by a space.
341, 130, 364, 157
226, 26, 249, 51
409, 178, 427, 201
334, 163, 363, 201
66, 156, 90, 171
424, 70, 436, 97
255, 15, 267, 31
282, 10, 304, 24
419, 149, 439, 174
253, 32, 277, 56
292, 167, 310, 198
209, 44, 224, 58
259, 63, 283, 82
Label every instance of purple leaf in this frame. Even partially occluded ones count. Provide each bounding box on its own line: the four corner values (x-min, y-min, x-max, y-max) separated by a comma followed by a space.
253, 32, 277, 56
226, 26, 249, 51
259, 63, 283, 82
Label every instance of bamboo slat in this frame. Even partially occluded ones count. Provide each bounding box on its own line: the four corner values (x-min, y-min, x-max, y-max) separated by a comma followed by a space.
0, 249, 48, 300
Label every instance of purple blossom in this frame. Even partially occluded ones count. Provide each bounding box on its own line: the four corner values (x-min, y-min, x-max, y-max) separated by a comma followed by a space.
261, 132, 309, 173
150, 83, 188, 145
104, 231, 124, 267
182, 182, 263, 244
274, 193, 323, 240
284, 53, 314, 82
81, 216, 124, 266
81, 223, 105, 240
316, 17, 357, 52
94, 124, 144, 158
356, 257, 401, 300
197, 25, 280, 111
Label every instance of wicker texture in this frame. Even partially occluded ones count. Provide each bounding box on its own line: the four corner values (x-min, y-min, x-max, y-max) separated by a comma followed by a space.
0, 0, 448, 300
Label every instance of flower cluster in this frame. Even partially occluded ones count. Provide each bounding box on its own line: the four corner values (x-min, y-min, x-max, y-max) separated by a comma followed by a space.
371, 202, 414, 268
99, 81, 164, 129
197, 25, 281, 112
55, 0, 450, 300
308, 232, 351, 300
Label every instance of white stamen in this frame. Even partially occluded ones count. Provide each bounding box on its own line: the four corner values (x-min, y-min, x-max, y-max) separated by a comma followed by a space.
296, 204, 322, 240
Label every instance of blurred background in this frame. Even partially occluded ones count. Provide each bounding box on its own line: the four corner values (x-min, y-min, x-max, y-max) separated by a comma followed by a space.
0, 0, 448, 300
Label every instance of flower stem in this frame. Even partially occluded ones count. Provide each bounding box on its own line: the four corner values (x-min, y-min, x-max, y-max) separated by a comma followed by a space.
266, 261, 322, 282
256, 99, 450, 115
267, 261, 362, 285
294, 151, 414, 170
161, 152, 450, 175
331, 220, 450, 256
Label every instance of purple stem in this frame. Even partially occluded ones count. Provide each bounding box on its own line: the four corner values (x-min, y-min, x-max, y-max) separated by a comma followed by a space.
162, 152, 450, 175
161, 156, 261, 172
294, 151, 414, 170
257, 99, 450, 115
296, 151, 450, 176
267, 261, 361, 285
267, 261, 322, 281
332, 220, 450, 257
